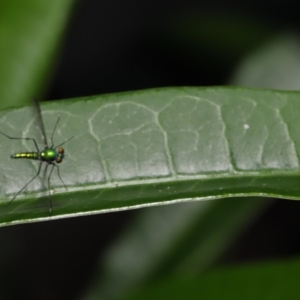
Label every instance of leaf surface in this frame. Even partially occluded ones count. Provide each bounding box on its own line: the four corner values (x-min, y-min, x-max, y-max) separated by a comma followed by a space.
0, 87, 298, 225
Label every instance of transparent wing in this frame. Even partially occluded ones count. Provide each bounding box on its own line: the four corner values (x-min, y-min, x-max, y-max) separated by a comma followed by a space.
32, 98, 49, 197
32, 97, 48, 148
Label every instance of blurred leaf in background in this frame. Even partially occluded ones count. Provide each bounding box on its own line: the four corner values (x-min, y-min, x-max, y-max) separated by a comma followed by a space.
231, 33, 300, 90
0, 0, 75, 108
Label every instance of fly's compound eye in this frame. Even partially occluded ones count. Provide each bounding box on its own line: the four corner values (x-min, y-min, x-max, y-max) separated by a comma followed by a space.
56, 157, 62, 163
57, 147, 64, 154
56, 147, 64, 163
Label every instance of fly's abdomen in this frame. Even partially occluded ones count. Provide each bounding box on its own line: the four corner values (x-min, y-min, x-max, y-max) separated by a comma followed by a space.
11, 152, 39, 160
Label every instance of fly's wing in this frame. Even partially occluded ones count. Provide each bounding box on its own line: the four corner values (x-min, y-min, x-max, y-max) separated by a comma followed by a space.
32, 97, 48, 148
32, 98, 49, 193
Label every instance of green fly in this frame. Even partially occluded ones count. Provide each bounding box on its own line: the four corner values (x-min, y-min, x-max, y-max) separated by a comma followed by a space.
0, 98, 73, 213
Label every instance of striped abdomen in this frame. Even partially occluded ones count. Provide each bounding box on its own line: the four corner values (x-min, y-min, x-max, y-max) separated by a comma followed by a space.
11, 152, 39, 160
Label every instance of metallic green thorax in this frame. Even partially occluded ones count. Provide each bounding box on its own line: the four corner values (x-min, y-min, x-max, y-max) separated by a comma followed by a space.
41, 149, 57, 162
11, 149, 58, 162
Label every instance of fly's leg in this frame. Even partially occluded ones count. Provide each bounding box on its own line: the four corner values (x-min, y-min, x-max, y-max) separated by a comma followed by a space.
49, 116, 60, 148
49, 115, 74, 148
6, 161, 43, 207
0, 131, 40, 152
47, 163, 68, 214
49, 163, 68, 191
43, 163, 52, 214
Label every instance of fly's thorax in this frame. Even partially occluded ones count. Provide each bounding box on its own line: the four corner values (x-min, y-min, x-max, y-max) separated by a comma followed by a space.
41, 148, 57, 162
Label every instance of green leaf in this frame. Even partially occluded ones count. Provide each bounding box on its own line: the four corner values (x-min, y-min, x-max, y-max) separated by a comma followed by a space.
0, 0, 75, 108
0, 86, 299, 225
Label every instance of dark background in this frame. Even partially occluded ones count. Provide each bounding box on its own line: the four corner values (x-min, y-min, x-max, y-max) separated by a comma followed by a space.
2, 0, 300, 299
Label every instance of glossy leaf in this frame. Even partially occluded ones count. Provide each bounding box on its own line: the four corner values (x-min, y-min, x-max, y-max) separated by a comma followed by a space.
0, 86, 299, 225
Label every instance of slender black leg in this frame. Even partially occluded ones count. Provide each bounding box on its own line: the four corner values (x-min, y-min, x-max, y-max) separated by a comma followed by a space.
50, 116, 60, 148
49, 115, 74, 148
47, 164, 55, 214
42, 162, 49, 188
53, 164, 68, 191
7, 161, 43, 207
0, 131, 40, 152
47, 163, 69, 214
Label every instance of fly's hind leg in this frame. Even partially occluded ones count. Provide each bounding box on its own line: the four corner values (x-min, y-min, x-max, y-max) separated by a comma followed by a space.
6, 161, 43, 207
0, 131, 40, 152
46, 163, 68, 214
